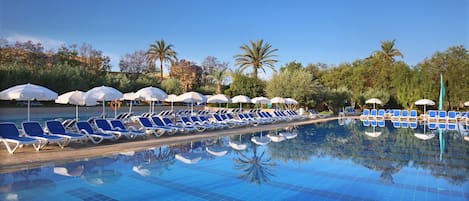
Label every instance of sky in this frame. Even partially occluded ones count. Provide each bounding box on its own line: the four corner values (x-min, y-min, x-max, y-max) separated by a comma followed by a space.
1, 0, 468, 79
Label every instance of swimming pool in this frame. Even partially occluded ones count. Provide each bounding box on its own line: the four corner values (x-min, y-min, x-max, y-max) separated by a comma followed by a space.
1, 120, 468, 201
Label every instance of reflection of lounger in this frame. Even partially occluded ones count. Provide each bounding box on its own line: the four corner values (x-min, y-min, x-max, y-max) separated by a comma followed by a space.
428, 122, 437, 130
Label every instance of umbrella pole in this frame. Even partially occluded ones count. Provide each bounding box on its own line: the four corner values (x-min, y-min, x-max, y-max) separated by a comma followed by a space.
76, 104, 79, 121
424, 105, 426, 122
114, 99, 117, 118
27, 99, 30, 121
102, 101, 105, 118
191, 102, 194, 116
129, 101, 133, 114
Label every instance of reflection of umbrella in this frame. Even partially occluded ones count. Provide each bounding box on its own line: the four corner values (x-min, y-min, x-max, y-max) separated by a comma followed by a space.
251, 131, 271, 145
364, 126, 381, 138
175, 153, 201, 164
365, 98, 383, 109
54, 165, 85, 177
83, 169, 122, 185
267, 134, 285, 142
136, 86, 168, 113
85, 86, 123, 118
0, 83, 58, 121
414, 122, 434, 140
229, 135, 247, 150
206, 146, 229, 157
56, 90, 98, 121
415, 99, 435, 120
232, 95, 251, 110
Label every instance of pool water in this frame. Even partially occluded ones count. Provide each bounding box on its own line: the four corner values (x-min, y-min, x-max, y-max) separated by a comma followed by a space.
1, 120, 468, 201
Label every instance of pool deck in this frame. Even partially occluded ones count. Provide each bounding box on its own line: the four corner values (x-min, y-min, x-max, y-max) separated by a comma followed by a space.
0, 116, 352, 173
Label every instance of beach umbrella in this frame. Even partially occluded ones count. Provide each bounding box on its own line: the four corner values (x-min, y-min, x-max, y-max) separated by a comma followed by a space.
207, 94, 231, 108
285, 98, 298, 105
365, 98, 383, 109
415, 99, 435, 119
56, 90, 98, 121
136, 86, 168, 113
231, 95, 251, 111
84, 86, 123, 118
270, 97, 285, 110
164, 94, 178, 112
0, 83, 58, 121
176, 91, 207, 115
251, 97, 270, 104
121, 92, 141, 114
464, 101, 469, 106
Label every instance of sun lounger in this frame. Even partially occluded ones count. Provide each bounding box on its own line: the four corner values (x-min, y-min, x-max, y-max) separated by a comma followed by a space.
438, 111, 446, 122
447, 111, 457, 123
110, 119, 146, 139
46, 120, 88, 143
377, 109, 385, 120
76, 121, 116, 144
391, 110, 401, 122
428, 110, 438, 122
400, 110, 409, 121
161, 117, 198, 133
392, 121, 400, 128
0, 122, 41, 154
95, 119, 134, 140
22, 121, 67, 148
409, 110, 418, 122
138, 117, 174, 136
181, 116, 208, 132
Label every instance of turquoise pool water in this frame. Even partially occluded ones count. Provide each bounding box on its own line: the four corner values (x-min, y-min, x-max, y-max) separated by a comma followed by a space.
1, 120, 468, 201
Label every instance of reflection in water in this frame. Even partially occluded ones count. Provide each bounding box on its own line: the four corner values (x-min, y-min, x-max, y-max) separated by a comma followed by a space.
0, 169, 55, 201
234, 138, 277, 185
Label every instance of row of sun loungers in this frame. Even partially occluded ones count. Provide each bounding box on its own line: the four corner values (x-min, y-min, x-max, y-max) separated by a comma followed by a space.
0, 109, 306, 154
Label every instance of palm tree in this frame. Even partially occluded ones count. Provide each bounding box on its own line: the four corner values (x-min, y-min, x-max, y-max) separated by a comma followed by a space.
233, 143, 276, 184
207, 67, 228, 94
234, 39, 278, 79
374, 39, 403, 63
146, 39, 177, 80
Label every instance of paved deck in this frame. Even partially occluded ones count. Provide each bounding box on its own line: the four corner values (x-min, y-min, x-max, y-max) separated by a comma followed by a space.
0, 116, 350, 173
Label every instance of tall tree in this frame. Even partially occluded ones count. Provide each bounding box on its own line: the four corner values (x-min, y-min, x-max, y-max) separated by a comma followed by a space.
373, 39, 403, 63
146, 39, 177, 80
207, 67, 228, 94
234, 39, 278, 79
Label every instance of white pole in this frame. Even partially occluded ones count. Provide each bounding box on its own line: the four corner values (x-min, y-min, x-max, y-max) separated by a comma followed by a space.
102, 100, 105, 118
76, 104, 79, 121
129, 100, 133, 113
27, 99, 30, 121
114, 99, 117, 118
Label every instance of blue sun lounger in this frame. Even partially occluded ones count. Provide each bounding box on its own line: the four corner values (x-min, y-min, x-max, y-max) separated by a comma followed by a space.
110, 119, 146, 139
95, 119, 133, 140
46, 120, 87, 144
76, 121, 116, 144
0, 122, 40, 154
137, 117, 173, 136
22, 121, 67, 149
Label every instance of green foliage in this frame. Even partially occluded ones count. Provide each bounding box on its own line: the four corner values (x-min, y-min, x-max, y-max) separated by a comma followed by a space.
265, 69, 321, 107
226, 73, 265, 98
363, 88, 390, 107
279, 61, 303, 72
324, 87, 352, 113
234, 39, 278, 79
146, 39, 177, 79
161, 78, 183, 95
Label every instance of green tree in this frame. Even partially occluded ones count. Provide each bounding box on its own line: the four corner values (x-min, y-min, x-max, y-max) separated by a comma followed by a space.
226, 73, 266, 98
207, 67, 228, 94
234, 39, 278, 79
373, 39, 403, 63
161, 78, 183, 95
265, 69, 322, 107
146, 39, 177, 80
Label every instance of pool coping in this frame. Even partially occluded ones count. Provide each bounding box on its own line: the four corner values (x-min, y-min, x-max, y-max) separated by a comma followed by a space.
0, 116, 354, 173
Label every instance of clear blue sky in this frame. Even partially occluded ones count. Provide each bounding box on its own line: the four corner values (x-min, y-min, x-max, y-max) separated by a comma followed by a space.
1, 0, 468, 78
